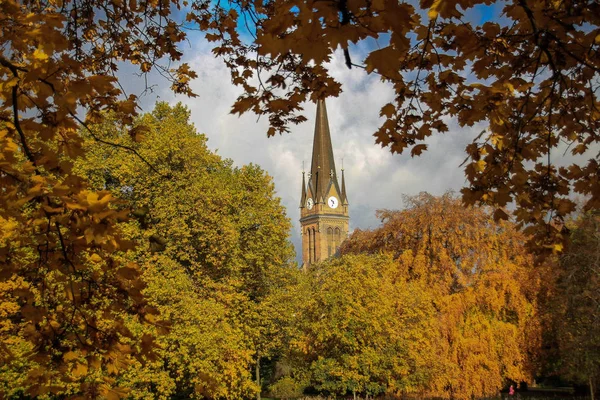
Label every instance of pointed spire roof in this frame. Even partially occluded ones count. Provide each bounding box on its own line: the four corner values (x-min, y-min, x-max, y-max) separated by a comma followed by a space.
341, 168, 348, 205
309, 99, 337, 202
300, 171, 307, 207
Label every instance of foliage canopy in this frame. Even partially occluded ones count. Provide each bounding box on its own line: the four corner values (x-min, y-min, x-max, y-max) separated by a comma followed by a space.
76, 101, 297, 399
2, 0, 599, 396
1, 0, 199, 395
206, 0, 600, 252
281, 193, 542, 399
0, 99, 297, 397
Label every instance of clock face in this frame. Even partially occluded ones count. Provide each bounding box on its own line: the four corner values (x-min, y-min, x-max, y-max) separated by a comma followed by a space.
328, 196, 339, 209
306, 198, 314, 210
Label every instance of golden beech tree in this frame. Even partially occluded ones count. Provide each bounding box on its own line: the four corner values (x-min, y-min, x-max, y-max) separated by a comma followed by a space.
338, 193, 542, 399
0, 0, 198, 397
202, 0, 600, 253
74, 102, 296, 399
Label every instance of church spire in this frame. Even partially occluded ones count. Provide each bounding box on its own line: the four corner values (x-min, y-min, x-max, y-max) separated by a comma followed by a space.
309, 99, 337, 203
300, 98, 349, 267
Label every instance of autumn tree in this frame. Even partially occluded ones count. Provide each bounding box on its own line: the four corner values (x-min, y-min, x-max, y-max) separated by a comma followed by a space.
1, 0, 308, 395
0, 0, 201, 396
340, 193, 542, 399
74, 102, 297, 399
541, 211, 600, 399
4, 0, 594, 394
281, 254, 439, 398
203, 0, 600, 253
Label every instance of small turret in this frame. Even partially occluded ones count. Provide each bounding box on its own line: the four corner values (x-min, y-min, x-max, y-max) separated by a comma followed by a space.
300, 170, 307, 208
341, 168, 348, 205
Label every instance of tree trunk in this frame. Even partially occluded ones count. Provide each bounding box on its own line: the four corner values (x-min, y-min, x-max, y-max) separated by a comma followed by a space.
256, 355, 261, 400
590, 376, 595, 400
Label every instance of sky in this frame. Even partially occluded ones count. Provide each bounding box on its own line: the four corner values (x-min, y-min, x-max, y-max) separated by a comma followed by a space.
121, 36, 489, 264
116, 5, 507, 263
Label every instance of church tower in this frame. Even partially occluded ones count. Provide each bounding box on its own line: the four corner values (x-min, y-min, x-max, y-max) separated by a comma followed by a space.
300, 99, 349, 266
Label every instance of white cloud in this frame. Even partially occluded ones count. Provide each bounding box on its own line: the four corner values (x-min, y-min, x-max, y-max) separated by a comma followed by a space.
128, 37, 485, 264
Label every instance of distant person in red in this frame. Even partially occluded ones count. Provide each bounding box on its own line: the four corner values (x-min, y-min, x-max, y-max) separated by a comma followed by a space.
509, 385, 515, 396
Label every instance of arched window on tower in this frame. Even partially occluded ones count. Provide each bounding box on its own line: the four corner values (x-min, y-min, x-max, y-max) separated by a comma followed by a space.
327, 227, 333, 257
311, 228, 317, 262
335, 227, 341, 254
308, 228, 313, 264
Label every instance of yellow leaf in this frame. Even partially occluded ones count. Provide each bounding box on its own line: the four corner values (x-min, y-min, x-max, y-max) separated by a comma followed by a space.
469, 82, 486, 89
65, 202, 86, 211
87, 192, 112, 212
474, 159, 486, 172
86, 192, 99, 205
4, 138, 18, 153
53, 184, 71, 196
106, 362, 118, 375
491, 134, 504, 150
427, 0, 442, 19
27, 184, 44, 196
72, 363, 88, 378
552, 243, 563, 253
33, 48, 49, 61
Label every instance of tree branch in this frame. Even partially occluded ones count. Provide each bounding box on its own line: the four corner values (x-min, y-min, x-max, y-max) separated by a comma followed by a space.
0, 56, 37, 166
